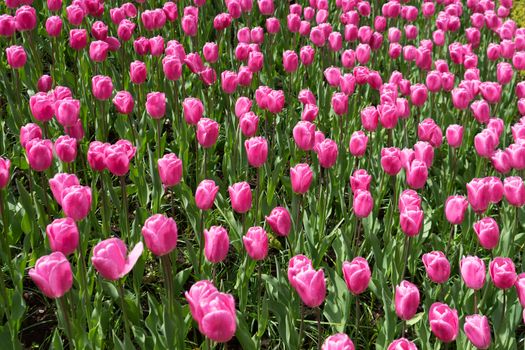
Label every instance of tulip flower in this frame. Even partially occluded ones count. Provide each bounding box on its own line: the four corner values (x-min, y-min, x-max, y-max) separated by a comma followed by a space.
185, 281, 237, 342
29, 252, 73, 298
428, 302, 459, 343
92, 238, 143, 281
464, 314, 491, 349
141, 214, 178, 257
322, 334, 355, 350
489, 257, 517, 289
204, 226, 229, 263
243, 226, 268, 261
265, 207, 291, 237
422, 251, 450, 284
342, 257, 371, 295
228, 182, 252, 213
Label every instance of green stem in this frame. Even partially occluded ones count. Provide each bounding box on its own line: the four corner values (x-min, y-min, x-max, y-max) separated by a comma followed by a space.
317, 307, 322, 350
161, 254, 174, 313
400, 236, 411, 283
57, 296, 73, 345
117, 282, 131, 336
120, 176, 130, 241
298, 304, 304, 349
156, 118, 162, 161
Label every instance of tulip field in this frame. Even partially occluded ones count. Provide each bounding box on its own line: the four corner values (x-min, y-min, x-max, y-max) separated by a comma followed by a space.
4, 0, 525, 349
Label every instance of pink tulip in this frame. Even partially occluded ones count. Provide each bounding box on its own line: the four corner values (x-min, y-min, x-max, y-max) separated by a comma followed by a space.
239, 112, 259, 137
322, 333, 355, 350
350, 169, 371, 192
515, 273, 525, 307
29, 93, 54, 122
422, 251, 450, 284
183, 97, 204, 125
142, 214, 178, 256
387, 338, 417, 350
342, 257, 371, 295
29, 252, 73, 298
195, 180, 219, 211
361, 106, 379, 131
460, 256, 486, 290
491, 150, 512, 174
353, 190, 373, 218
54, 135, 77, 163
479, 82, 502, 104
46, 218, 79, 256
55, 98, 80, 128
158, 153, 183, 188
228, 182, 252, 213
244, 137, 268, 168
467, 178, 490, 214
104, 141, 136, 177
503, 176, 525, 206
400, 209, 423, 237
291, 264, 326, 308
25, 139, 53, 172
464, 314, 491, 349
406, 160, 428, 190
235, 97, 252, 118
283, 50, 298, 73
293, 121, 316, 151
445, 195, 468, 225
204, 226, 229, 263
290, 163, 313, 194
243, 226, 268, 261
45, 16, 62, 37
418, 118, 442, 148
61, 185, 92, 221
113, 91, 134, 114
0, 157, 10, 189
395, 280, 420, 320
429, 302, 459, 343
489, 257, 517, 289
185, 281, 237, 342
130, 60, 147, 84
332, 92, 348, 116
196, 118, 220, 148
87, 141, 108, 172
37, 75, 53, 92
92, 238, 143, 280
5, 45, 27, 69
0, 15, 15, 37
146, 92, 166, 119
381, 147, 402, 176
349, 131, 368, 157
315, 139, 338, 169
265, 207, 291, 237
398, 190, 421, 212
89, 40, 109, 62
14, 6, 36, 31
445, 124, 464, 148
473, 217, 499, 250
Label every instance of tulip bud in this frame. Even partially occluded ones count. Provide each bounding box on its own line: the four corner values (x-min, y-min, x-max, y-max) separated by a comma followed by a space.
29, 252, 73, 298
204, 226, 229, 263
290, 163, 313, 194
92, 238, 143, 280
142, 214, 178, 256
464, 314, 491, 350
428, 302, 459, 343
422, 251, 450, 284
395, 280, 420, 320
243, 226, 268, 260
46, 218, 79, 256
342, 257, 371, 295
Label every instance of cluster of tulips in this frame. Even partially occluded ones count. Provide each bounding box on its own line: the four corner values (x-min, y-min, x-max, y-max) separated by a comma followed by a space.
3, 0, 525, 348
